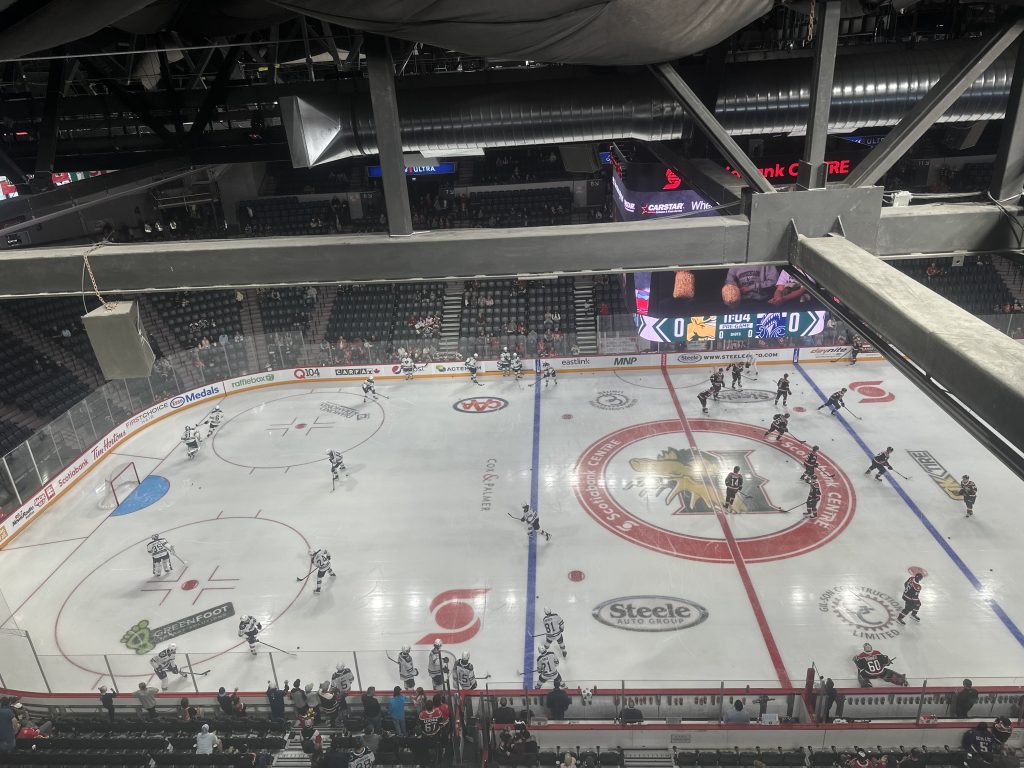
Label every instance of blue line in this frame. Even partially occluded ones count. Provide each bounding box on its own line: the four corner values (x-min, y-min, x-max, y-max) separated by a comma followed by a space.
522, 359, 542, 688
793, 361, 1024, 648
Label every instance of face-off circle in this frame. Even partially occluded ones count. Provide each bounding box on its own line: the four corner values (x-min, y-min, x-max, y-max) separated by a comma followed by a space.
213, 391, 384, 469
572, 419, 855, 563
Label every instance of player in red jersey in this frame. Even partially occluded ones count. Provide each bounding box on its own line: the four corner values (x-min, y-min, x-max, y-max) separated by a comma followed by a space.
852, 643, 908, 687
897, 573, 924, 624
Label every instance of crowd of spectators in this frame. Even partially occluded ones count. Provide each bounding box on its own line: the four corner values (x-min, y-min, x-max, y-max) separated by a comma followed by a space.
474, 149, 568, 185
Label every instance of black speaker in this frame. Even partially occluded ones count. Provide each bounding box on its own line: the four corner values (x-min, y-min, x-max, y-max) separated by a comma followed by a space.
82, 300, 156, 379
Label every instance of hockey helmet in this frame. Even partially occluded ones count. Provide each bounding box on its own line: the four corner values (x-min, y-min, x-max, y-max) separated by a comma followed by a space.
151, 534, 160, 540
962, 474, 969, 481
783, 373, 788, 378
336, 663, 344, 671
863, 643, 873, 653
733, 466, 740, 473
241, 615, 252, 623
433, 638, 442, 648
322, 549, 330, 557
544, 607, 553, 616
169, 643, 176, 652
325, 449, 332, 455
214, 405, 221, 412
914, 572, 924, 581
368, 375, 374, 380
461, 652, 470, 662
401, 645, 411, 654
841, 387, 848, 392
503, 346, 508, 352
886, 446, 893, 452
995, 716, 1012, 733
812, 445, 819, 451
473, 353, 479, 358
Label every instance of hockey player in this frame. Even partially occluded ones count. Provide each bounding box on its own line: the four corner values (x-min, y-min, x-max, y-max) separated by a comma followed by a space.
853, 643, 908, 687
800, 446, 823, 483
710, 368, 725, 398
362, 376, 377, 402
723, 466, 744, 513
309, 548, 336, 594
511, 353, 523, 380
326, 449, 347, 480
849, 339, 864, 366
728, 362, 744, 389
147, 533, 173, 576
774, 373, 791, 406
959, 474, 978, 518
804, 479, 821, 519
205, 405, 223, 438
542, 362, 558, 387
498, 346, 512, 376
817, 388, 848, 416
453, 652, 479, 690
237, 615, 263, 655
963, 723, 998, 768
535, 647, 563, 689
865, 447, 894, 481
150, 643, 188, 690
427, 639, 446, 688
401, 355, 415, 380
697, 386, 715, 414
465, 353, 481, 385
182, 425, 201, 459
390, 646, 418, 689
541, 607, 567, 657
763, 413, 790, 441
331, 662, 355, 693
744, 352, 758, 378
520, 503, 551, 541
896, 572, 924, 624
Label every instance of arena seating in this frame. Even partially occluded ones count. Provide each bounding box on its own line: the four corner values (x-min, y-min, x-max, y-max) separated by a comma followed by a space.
146, 292, 244, 349
2, 297, 104, 377
0, 329, 90, 420
325, 284, 396, 363
0, 418, 33, 462
391, 283, 447, 357
239, 197, 338, 237
459, 278, 576, 357
257, 287, 314, 334
473, 149, 571, 185
892, 256, 1015, 314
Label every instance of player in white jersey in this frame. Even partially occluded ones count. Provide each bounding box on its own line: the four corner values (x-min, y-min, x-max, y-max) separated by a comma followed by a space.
542, 362, 557, 387
535, 647, 562, 688
150, 644, 187, 690
182, 425, 201, 459
308, 548, 336, 594
519, 503, 551, 541
204, 405, 223, 438
541, 608, 567, 657
349, 743, 375, 768
498, 347, 511, 376
331, 663, 355, 693
453, 652, 479, 690
427, 638, 446, 688
362, 376, 377, 402
465, 354, 481, 385
511, 353, 523, 380
388, 646, 418, 689
401, 356, 415, 380
744, 352, 758, 378
237, 615, 263, 655
147, 534, 173, 575
326, 449, 347, 482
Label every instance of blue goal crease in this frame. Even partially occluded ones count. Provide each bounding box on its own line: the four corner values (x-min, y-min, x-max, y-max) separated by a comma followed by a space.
793, 361, 1024, 649
522, 359, 542, 687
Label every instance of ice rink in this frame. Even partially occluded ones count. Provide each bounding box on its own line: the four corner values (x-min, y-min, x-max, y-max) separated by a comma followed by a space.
2, 355, 1024, 695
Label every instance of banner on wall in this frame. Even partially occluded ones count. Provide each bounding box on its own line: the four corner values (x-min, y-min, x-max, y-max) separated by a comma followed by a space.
611, 173, 717, 221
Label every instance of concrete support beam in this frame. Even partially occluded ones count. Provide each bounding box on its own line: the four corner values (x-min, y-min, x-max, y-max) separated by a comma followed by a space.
797, 0, 841, 190
366, 36, 413, 237
990, 40, 1024, 202
791, 233, 1024, 466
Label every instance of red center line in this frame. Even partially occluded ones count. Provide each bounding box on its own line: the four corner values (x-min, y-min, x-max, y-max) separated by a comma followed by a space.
660, 355, 792, 688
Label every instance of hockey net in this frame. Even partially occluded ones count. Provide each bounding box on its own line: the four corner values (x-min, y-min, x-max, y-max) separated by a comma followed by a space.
97, 462, 141, 510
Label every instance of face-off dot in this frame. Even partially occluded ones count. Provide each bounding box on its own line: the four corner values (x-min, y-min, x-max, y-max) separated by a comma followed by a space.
181, 579, 199, 591
562, 414, 573, 420
792, 406, 806, 412
568, 570, 586, 582
295, 423, 307, 430
434, 602, 475, 630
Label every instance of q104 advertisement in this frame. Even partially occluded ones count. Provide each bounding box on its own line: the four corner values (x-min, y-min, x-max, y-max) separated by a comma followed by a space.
633, 266, 828, 344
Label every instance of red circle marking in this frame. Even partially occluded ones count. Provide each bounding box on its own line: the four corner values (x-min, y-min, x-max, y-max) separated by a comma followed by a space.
434, 602, 475, 630
295, 423, 307, 430
572, 419, 856, 563
856, 386, 886, 399
792, 406, 806, 412
568, 570, 585, 582
181, 579, 199, 591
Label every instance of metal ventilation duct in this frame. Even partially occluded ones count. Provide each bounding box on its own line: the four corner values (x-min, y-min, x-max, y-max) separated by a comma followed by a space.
281, 42, 1018, 167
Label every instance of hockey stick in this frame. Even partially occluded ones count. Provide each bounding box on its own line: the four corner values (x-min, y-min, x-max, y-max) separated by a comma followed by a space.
169, 547, 188, 567
738, 491, 753, 499
830, 349, 851, 363
258, 640, 297, 656
179, 667, 211, 678
890, 468, 912, 480
373, 392, 391, 400
843, 405, 863, 421
772, 501, 804, 513
295, 566, 317, 582
331, 474, 336, 492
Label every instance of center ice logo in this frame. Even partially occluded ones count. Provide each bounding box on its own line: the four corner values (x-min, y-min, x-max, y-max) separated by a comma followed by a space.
452, 397, 508, 414
818, 586, 902, 639
574, 419, 855, 563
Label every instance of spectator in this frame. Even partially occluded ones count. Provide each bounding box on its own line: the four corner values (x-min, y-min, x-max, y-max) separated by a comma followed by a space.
562, 753, 578, 768
993, 716, 1014, 744
266, 683, 286, 721
963, 722, 997, 767
305, 682, 320, 720
134, 682, 158, 718
301, 727, 323, 757
955, 679, 980, 718
99, 686, 116, 722
619, 699, 644, 725
494, 697, 517, 724
217, 686, 236, 716
725, 699, 750, 723
362, 724, 381, 753
179, 697, 199, 722
291, 679, 308, 715
413, 687, 428, 712
236, 743, 257, 767
0, 700, 15, 753
232, 691, 247, 717
194, 723, 221, 754
847, 750, 873, 768
362, 686, 383, 733
546, 681, 571, 721
389, 687, 409, 736
898, 747, 925, 768
323, 741, 350, 768
298, 707, 316, 730
350, 739, 375, 768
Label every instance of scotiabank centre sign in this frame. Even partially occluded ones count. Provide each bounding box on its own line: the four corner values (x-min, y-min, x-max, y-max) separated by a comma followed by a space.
724, 158, 852, 181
